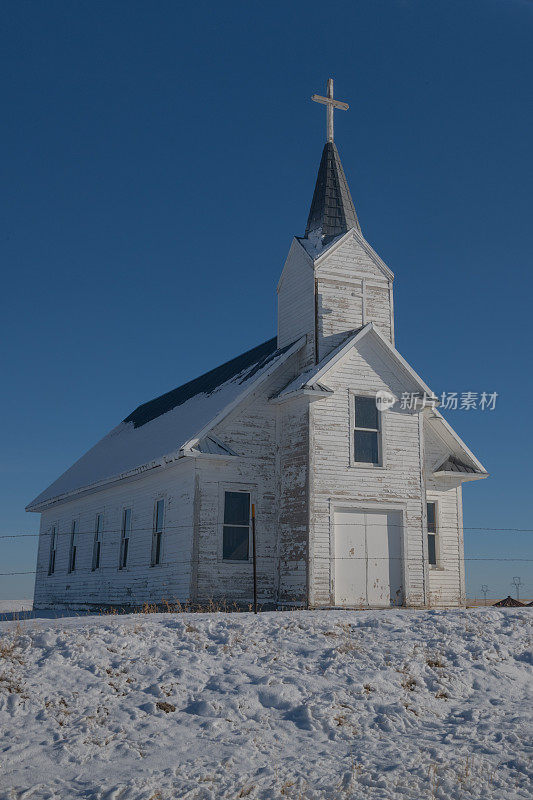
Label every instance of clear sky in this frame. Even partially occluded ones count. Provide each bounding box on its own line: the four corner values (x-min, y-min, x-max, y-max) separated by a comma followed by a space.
1, 0, 532, 606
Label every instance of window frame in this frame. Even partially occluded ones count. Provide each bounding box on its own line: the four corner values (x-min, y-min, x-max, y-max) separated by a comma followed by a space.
350, 392, 384, 468
119, 507, 132, 570
219, 486, 253, 563
68, 519, 78, 574
48, 525, 58, 576
92, 513, 103, 571
150, 498, 165, 567
426, 500, 439, 568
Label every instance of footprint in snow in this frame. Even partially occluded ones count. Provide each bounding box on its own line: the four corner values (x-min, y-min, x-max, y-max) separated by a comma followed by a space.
183, 699, 217, 717
283, 704, 315, 730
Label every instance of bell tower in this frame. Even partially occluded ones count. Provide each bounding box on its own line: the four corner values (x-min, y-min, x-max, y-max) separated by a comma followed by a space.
277, 79, 395, 365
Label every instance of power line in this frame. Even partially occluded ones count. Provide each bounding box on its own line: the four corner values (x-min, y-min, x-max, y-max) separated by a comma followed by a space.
3, 524, 533, 540
1, 556, 533, 578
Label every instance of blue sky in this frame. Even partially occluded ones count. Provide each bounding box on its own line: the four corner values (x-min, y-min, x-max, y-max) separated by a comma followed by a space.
1, 0, 532, 604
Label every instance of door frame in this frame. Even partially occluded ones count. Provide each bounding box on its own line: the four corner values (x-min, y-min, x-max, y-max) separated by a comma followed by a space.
329, 500, 407, 607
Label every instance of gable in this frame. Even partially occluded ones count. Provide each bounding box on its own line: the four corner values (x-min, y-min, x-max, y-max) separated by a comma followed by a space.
316, 335, 428, 404
424, 410, 487, 476
275, 324, 434, 403
314, 229, 394, 282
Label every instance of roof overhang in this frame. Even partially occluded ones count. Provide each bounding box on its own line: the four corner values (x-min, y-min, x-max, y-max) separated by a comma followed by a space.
425, 407, 488, 476
432, 470, 488, 482
270, 382, 334, 404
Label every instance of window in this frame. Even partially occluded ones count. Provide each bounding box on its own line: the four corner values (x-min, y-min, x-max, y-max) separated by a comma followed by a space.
151, 499, 164, 566
68, 520, 78, 573
222, 491, 250, 561
92, 513, 103, 571
48, 526, 57, 575
119, 508, 132, 569
354, 396, 380, 464
427, 502, 438, 566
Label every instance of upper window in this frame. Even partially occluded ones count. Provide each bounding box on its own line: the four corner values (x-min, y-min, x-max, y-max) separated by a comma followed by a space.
353, 396, 380, 464
223, 491, 250, 561
151, 499, 164, 566
427, 502, 438, 566
119, 508, 132, 569
48, 526, 57, 576
68, 520, 78, 573
92, 513, 103, 571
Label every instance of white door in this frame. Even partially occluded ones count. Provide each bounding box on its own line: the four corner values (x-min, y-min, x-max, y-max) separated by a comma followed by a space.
334, 509, 404, 607
334, 510, 367, 606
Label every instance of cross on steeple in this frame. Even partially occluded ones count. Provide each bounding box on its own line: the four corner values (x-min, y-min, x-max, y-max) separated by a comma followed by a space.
311, 78, 349, 143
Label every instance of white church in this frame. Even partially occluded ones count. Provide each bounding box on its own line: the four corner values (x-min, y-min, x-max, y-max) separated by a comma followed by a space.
29, 80, 488, 611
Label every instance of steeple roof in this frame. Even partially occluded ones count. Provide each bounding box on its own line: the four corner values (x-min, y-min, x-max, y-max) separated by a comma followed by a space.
304, 141, 361, 242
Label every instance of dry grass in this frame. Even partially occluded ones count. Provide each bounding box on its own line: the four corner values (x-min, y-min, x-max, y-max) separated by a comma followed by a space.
0, 623, 25, 664
0, 623, 28, 696
426, 653, 446, 669
401, 675, 417, 692
156, 701, 176, 713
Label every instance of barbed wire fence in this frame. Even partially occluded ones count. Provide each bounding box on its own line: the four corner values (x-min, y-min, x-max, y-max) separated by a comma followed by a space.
0, 525, 531, 600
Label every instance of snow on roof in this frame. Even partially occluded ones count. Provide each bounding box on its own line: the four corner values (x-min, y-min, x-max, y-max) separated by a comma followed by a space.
27, 337, 298, 510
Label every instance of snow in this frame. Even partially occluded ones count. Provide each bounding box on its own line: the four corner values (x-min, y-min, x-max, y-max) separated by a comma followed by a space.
1, 609, 531, 799
27, 341, 300, 510
298, 228, 327, 258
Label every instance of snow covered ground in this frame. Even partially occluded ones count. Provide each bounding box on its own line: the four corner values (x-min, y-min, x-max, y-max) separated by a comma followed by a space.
0, 609, 531, 799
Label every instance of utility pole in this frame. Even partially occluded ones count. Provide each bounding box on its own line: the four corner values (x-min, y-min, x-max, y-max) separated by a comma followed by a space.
251, 503, 257, 614
481, 585, 489, 606
512, 576, 522, 602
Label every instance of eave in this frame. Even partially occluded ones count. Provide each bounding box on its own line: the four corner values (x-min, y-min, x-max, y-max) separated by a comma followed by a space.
432, 470, 489, 483
269, 385, 334, 404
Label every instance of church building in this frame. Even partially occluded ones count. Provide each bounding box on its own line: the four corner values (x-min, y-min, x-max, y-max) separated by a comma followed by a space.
28, 80, 488, 610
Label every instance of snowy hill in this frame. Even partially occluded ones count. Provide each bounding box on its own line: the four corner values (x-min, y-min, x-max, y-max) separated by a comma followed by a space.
1, 609, 531, 799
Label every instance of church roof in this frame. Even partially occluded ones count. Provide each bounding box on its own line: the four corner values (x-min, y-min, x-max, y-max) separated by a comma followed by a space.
304, 141, 361, 243
27, 337, 302, 511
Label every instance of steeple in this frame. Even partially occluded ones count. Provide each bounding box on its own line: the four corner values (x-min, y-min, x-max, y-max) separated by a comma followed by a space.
305, 79, 361, 243
305, 141, 361, 241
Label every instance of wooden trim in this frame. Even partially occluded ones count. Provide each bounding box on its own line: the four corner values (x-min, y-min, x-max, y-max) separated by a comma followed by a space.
314, 277, 319, 364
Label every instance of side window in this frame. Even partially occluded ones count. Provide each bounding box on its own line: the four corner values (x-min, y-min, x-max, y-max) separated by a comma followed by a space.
222, 491, 250, 561
353, 396, 380, 464
48, 526, 57, 575
68, 520, 78, 573
151, 499, 164, 566
427, 502, 438, 566
119, 508, 132, 569
92, 513, 103, 571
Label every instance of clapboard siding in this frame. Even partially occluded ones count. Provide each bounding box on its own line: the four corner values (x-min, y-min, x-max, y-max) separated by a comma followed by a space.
317, 278, 363, 360
193, 354, 305, 605
277, 239, 315, 365
424, 422, 465, 607
308, 339, 427, 607
33, 459, 195, 610
277, 396, 309, 604
316, 233, 394, 353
